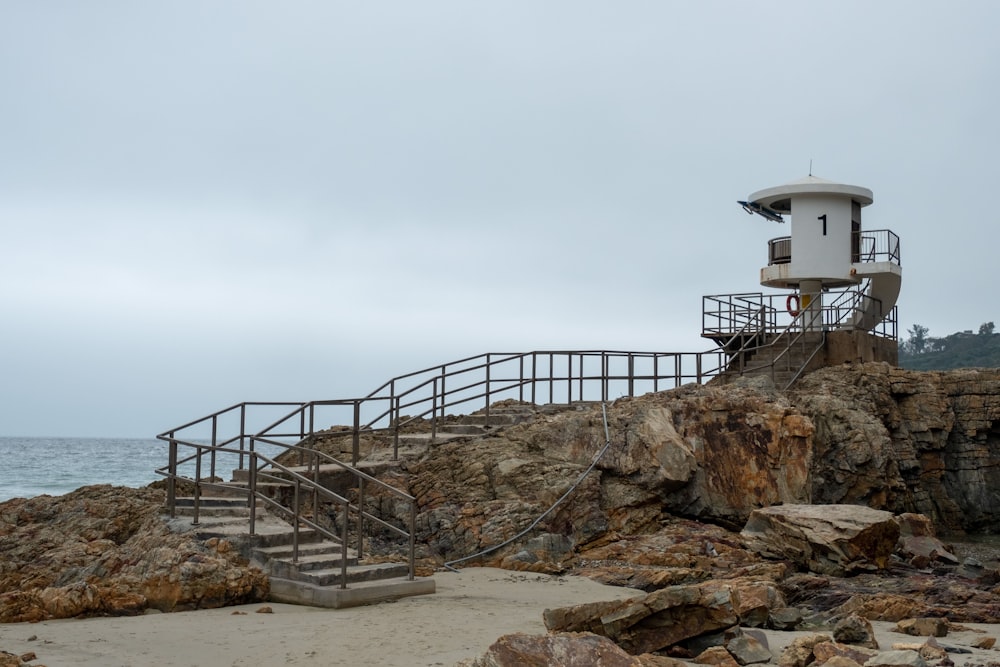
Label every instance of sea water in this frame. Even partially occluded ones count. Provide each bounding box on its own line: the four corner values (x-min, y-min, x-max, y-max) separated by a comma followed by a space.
0, 437, 167, 502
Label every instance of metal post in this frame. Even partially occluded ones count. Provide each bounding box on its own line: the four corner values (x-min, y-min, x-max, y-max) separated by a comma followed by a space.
356, 477, 365, 561
312, 452, 319, 522
531, 353, 537, 404
519, 356, 525, 403
340, 501, 349, 589
239, 404, 247, 471
431, 378, 438, 443
292, 478, 300, 563
602, 353, 608, 402
408, 502, 416, 581
210, 415, 218, 482
439, 366, 446, 421
352, 400, 361, 466
578, 353, 584, 402
393, 395, 400, 461
548, 353, 554, 404
484, 354, 491, 427
167, 436, 177, 518
248, 450, 257, 536
192, 444, 202, 526
566, 354, 572, 404
628, 354, 635, 398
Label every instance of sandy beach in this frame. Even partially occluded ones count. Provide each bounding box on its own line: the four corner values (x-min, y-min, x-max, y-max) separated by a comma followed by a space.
2, 568, 998, 667
0, 568, 639, 667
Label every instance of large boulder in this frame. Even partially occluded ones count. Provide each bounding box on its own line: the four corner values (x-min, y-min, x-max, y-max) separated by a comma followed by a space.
544, 578, 784, 655
740, 504, 899, 576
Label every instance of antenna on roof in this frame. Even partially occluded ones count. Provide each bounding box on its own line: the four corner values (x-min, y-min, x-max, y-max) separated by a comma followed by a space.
809, 159, 813, 177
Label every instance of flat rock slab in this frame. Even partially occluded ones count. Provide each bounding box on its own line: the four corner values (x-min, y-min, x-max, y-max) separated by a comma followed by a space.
740, 504, 899, 576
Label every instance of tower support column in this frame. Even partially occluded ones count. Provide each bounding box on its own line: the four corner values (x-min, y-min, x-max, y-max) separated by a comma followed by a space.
800, 279, 823, 332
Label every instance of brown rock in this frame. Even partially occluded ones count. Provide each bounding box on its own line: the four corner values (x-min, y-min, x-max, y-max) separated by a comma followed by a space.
834, 613, 879, 649
637, 655, 689, 667
812, 641, 877, 665
694, 646, 741, 667
0, 485, 269, 621
820, 656, 864, 667
777, 634, 832, 667
725, 632, 773, 665
893, 618, 947, 638
971, 636, 996, 649
864, 649, 927, 667
741, 504, 900, 576
917, 637, 947, 660
464, 632, 643, 667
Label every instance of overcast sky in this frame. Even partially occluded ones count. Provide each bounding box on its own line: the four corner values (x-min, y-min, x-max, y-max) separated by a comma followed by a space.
2, 2, 998, 438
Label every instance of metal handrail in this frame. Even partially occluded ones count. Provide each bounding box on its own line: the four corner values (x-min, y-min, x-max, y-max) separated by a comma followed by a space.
765, 229, 901, 268
702, 282, 897, 389
157, 347, 742, 587
155, 435, 418, 585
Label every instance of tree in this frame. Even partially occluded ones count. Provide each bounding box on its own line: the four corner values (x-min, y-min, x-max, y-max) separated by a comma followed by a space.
907, 324, 930, 354
979, 321, 995, 336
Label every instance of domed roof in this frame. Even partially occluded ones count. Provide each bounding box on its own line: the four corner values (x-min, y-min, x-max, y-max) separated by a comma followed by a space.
748, 175, 873, 213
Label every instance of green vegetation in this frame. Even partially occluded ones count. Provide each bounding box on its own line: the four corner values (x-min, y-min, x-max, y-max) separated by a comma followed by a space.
898, 321, 1000, 370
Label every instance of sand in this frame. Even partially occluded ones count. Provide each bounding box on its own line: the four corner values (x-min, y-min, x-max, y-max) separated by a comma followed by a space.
1, 568, 998, 667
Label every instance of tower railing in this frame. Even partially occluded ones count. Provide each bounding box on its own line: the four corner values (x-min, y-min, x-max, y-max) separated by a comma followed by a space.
702, 284, 897, 388
766, 229, 900, 267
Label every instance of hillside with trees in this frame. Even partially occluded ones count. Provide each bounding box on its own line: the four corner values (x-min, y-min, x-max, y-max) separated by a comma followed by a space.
898, 321, 1000, 370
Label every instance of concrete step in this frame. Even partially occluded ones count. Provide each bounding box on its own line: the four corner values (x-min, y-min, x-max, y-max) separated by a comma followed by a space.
297, 562, 410, 587
268, 573, 435, 609
252, 540, 352, 562
437, 424, 489, 435
265, 552, 361, 579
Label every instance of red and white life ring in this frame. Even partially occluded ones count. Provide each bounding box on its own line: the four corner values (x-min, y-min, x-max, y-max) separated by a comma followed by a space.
786, 294, 800, 317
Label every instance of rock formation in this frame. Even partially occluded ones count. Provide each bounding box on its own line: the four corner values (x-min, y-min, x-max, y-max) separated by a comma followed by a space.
0, 485, 267, 622
4, 362, 1000, 648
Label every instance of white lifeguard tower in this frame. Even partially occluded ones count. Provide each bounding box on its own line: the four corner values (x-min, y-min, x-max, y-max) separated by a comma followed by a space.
703, 174, 901, 387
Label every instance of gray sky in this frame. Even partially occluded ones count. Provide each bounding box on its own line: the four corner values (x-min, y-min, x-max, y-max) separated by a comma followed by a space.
2, 2, 997, 437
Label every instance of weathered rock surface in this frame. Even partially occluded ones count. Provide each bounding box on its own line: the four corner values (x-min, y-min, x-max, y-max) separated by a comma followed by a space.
544, 578, 785, 654
455, 631, 677, 667
7, 361, 1000, 663
740, 504, 900, 576
0, 485, 268, 621
792, 365, 1000, 534
373, 365, 1000, 577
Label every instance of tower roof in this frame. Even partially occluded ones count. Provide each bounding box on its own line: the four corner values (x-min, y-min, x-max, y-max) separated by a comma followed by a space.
748, 175, 873, 213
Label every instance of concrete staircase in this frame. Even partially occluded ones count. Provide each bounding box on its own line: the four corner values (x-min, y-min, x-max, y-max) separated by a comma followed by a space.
717, 332, 826, 388
167, 494, 434, 608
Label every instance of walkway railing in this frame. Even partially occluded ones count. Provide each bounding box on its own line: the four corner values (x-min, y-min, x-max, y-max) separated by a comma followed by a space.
157, 348, 734, 581
702, 283, 897, 388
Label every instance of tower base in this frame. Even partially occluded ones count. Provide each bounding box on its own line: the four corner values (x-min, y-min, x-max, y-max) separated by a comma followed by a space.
824, 330, 898, 367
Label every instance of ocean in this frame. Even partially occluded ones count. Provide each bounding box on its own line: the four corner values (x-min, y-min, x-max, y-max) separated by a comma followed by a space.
0, 436, 168, 503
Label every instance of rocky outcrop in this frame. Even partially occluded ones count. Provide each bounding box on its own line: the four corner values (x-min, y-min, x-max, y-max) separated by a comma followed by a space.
0, 485, 268, 621
740, 505, 900, 576
393, 365, 1000, 572
6, 363, 1000, 633
792, 364, 1000, 534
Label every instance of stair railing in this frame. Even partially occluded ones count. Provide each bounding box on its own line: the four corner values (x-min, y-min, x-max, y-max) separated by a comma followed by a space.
704, 285, 898, 389
157, 428, 418, 585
